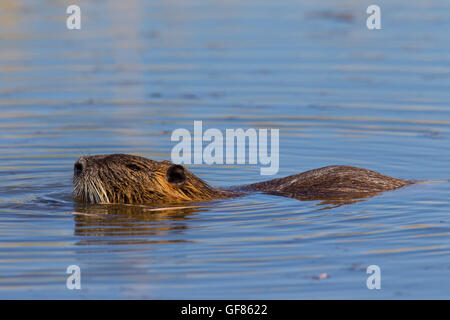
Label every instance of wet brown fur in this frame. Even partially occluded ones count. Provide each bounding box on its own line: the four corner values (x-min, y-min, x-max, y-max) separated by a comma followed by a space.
73, 154, 412, 205
238, 165, 411, 201
73, 154, 236, 205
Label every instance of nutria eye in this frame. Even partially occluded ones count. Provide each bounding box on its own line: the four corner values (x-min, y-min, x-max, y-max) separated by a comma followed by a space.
126, 164, 142, 171
166, 164, 186, 185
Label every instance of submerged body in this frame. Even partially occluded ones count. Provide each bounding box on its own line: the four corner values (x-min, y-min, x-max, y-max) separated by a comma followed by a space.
236, 165, 409, 201
73, 154, 411, 205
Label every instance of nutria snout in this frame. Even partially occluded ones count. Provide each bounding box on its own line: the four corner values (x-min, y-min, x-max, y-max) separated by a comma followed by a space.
73, 154, 412, 205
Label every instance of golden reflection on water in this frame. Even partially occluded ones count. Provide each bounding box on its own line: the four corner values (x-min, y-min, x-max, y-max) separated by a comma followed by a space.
367, 245, 447, 255
72, 204, 201, 244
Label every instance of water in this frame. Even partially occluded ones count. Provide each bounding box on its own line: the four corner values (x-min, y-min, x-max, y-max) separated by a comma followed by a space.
0, 0, 449, 299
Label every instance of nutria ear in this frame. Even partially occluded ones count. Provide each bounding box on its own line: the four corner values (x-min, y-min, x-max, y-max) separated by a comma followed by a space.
166, 164, 186, 185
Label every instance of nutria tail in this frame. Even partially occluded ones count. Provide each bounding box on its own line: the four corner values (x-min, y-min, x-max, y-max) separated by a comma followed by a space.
236, 165, 412, 201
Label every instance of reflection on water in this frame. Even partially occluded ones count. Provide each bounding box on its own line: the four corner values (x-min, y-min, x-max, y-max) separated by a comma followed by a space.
70, 189, 387, 245
73, 204, 199, 245
0, 0, 450, 299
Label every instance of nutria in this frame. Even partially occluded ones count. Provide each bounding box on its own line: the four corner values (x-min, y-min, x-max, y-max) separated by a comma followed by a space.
73, 154, 412, 205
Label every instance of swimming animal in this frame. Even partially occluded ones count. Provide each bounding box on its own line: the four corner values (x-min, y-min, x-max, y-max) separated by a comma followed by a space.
73, 154, 411, 205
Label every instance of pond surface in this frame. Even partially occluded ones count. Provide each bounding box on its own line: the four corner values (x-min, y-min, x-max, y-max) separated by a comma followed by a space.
0, 0, 449, 299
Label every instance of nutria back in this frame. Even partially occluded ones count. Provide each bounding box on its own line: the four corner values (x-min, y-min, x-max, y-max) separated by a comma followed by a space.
237, 165, 412, 201
73, 154, 411, 205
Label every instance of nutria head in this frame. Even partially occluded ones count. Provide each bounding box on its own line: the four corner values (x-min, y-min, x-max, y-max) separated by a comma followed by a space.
72, 154, 227, 205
